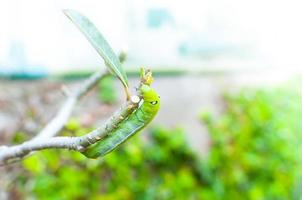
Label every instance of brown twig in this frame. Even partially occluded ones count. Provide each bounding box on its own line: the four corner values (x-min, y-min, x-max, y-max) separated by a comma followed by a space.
0, 69, 142, 166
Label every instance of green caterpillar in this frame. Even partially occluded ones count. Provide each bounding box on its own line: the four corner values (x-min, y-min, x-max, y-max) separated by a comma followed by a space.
82, 83, 160, 158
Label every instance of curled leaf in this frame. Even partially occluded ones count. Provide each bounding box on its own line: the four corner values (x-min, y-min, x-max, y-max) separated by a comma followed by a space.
63, 9, 130, 99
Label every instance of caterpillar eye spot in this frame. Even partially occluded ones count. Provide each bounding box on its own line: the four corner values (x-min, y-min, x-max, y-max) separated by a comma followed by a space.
150, 101, 158, 105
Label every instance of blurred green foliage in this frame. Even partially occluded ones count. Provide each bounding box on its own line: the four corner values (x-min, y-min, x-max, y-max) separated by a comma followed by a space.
11, 132, 29, 144
56, 69, 185, 80
200, 85, 302, 200
12, 83, 302, 200
17, 126, 203, 200
97, 75, 118, 104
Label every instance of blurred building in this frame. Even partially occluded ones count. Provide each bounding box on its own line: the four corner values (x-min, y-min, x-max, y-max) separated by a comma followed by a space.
0, 0, 302, 76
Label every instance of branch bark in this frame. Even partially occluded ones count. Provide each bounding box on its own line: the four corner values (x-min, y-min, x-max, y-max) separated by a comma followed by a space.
32, 69, 107, 140
0, 69, 140, 166
0, 98, 139, 165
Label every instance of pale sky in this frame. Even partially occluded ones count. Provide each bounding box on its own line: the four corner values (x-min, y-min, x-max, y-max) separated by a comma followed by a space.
0, 0, 302, 73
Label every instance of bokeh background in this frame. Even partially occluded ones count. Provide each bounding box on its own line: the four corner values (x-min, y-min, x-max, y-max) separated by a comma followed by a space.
1, 0, 302, 199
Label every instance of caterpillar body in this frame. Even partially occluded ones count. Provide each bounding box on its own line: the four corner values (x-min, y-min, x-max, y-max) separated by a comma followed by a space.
82, 84, 160, 158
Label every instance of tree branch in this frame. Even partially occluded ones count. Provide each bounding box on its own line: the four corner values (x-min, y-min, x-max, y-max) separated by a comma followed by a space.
0, 97, 140, 165
0, 69, 141, 166
32, 69, 107, 141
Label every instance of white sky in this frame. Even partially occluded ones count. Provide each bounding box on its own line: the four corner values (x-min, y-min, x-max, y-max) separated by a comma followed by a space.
0, 0, 302, 73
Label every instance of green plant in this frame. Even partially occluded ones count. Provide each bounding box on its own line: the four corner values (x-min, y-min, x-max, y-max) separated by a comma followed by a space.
11, 81, 302, 200
16, 125, 203, 200
200, 84, 302, 200
97, 75, 118, 104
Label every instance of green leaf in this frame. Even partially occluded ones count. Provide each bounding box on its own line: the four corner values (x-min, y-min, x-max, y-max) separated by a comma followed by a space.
63, 9, 129, 95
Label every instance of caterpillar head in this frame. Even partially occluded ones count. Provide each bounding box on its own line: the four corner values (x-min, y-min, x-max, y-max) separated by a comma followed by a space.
140, 84, 160, 109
